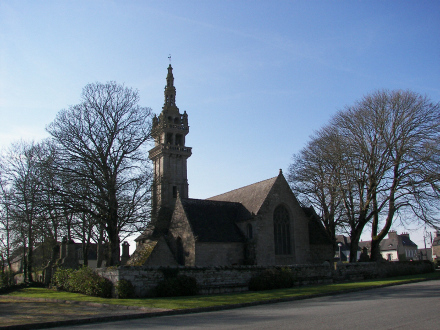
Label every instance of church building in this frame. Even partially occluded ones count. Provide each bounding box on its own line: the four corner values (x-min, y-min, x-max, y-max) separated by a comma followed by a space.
130, 65, 332, 267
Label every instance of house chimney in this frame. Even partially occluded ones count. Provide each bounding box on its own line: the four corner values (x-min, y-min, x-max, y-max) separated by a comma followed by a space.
388, 231, 398, 239
400, 232, 410, 238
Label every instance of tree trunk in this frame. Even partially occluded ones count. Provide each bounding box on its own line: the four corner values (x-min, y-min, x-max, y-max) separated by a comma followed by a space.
349, 229, 362, 263
26, 228, 33, 282
105, 187, 120, 266
96, 228, 104, 268
106, 208, 120, 266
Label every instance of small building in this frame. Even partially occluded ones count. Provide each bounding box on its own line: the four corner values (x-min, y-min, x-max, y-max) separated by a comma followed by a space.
417, 248, 432, 261
432, 231, 440, 262
379, 231, 418, 261
334, 232, 418, 262
8, 241, 102, 274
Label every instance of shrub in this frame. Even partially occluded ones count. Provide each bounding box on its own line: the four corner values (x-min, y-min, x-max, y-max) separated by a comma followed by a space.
153, 275, 198, 297
52, 267, 112, 298
116, 279, 135, 299
248, 267, 295, 291
0, 271, 14, 289
52, 268, 74, 291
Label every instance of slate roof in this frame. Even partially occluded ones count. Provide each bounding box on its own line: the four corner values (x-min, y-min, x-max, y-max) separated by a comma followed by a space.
380, 234, 417, 252
207, 176, 278, 214
302, 206, 332, 245
180, 198, 252, 243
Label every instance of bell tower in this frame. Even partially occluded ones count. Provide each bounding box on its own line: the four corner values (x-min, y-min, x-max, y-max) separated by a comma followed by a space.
149, 64, 191, 233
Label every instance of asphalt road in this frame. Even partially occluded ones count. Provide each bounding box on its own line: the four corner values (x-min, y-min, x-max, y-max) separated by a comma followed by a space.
54, 280, 440, 330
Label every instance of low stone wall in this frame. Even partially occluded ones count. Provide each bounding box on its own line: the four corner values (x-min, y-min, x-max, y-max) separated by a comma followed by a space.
333, 260, 434, 282
97, 264, 333, 297
96, 260, 434, 297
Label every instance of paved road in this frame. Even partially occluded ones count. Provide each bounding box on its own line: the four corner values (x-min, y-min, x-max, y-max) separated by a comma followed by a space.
54, 280, 440, 330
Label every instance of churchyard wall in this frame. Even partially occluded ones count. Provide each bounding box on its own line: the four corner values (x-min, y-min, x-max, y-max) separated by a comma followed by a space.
97, 260, 433, 297
333, 260, 434, 282
97, 264, 333, 297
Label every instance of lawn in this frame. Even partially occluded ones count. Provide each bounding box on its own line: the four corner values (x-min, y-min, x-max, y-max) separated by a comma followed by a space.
4, 272, 440, 311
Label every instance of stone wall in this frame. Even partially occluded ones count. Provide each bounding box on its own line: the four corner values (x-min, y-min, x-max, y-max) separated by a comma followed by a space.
97, 264, 333, 297
96, 260, 434, 297
333, 260, 434, 282
195, 242, 244, 267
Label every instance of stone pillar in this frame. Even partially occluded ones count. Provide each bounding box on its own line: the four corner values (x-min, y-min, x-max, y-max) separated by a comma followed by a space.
121, 242, 130, 265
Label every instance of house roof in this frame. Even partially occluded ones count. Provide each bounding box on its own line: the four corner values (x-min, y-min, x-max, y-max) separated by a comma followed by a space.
380, 234, 417, 251
207, 176, 278, 215
180, 198, 251, 243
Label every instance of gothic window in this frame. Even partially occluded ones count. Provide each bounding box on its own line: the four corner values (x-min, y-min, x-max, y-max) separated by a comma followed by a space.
273, 205, 291, 255
172, 186, 177, 198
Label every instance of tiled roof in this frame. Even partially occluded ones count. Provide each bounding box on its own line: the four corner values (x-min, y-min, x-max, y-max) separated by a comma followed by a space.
207, 176, 277, 214
181, 198, 251, 242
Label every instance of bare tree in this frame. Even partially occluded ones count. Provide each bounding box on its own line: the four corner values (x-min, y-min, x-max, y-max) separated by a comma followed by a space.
0, 168, 16, 284
47, 82, 153, 266
1, 141, 48, 281
290, 90, 440, 262
334, 90, 440, 261
288, 125, 346, 248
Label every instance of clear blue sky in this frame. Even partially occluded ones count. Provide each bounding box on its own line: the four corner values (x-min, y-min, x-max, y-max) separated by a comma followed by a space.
1, 0, 439, 247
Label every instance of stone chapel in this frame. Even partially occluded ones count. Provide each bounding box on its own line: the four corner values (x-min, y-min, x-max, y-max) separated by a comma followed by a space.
130, 65, 332, 267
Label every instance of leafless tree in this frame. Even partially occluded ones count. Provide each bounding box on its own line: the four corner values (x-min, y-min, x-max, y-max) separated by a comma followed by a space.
333, 90, 440, 261
47, 82, 153, 266
0, 141, 49, 281
0, 168, 16, 284
288, 125, 346, 248
289, 90, 440, 262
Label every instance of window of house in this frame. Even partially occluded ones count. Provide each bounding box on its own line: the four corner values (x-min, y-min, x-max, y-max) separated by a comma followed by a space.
273, 205, 291, 255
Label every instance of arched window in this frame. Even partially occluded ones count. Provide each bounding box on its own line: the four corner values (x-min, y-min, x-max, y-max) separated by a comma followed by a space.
273, 205, 291, 255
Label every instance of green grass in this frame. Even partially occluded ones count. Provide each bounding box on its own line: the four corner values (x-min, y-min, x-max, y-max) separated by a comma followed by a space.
4, 272, 440, 310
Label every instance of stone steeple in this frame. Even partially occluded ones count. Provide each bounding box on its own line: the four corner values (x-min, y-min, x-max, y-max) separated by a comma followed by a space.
148, 64, 191, 235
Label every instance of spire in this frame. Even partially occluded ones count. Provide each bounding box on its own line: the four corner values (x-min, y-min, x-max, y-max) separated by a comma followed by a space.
163, 64, 178, 112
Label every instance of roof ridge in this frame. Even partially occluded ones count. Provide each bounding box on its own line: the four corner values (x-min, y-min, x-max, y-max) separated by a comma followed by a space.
208, 176, 277, 199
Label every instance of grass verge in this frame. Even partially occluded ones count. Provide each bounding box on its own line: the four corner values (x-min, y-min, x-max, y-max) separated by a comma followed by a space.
4, 272, 440, 311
